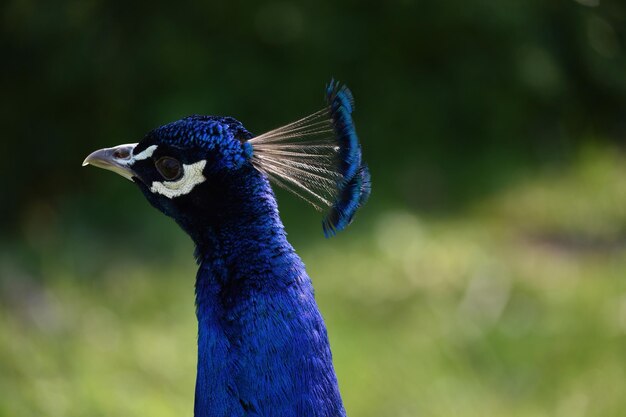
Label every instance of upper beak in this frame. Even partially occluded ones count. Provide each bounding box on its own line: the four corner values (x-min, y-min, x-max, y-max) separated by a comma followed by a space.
82, 143, 138, 181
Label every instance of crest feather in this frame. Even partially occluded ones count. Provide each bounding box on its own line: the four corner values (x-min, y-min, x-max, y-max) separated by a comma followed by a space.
248, 80, 370, 237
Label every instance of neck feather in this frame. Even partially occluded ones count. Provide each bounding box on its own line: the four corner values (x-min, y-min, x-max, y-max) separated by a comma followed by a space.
188, 171, 346, 417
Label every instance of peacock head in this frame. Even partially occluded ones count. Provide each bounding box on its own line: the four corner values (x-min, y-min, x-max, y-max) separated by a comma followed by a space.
83, 82, 370, 238
83, 116, 259, 229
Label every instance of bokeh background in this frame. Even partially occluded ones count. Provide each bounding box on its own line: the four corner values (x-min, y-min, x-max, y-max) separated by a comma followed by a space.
2, 0, 626, 416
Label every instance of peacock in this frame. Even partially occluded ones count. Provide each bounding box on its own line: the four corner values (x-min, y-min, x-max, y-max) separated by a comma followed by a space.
83, 81, 370, 417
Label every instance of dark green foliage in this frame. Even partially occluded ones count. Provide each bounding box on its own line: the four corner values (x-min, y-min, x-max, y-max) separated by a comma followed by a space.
1, 0, 625, 229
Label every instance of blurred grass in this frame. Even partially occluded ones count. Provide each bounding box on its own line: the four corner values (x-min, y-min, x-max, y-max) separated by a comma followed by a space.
1, 144, 626, 417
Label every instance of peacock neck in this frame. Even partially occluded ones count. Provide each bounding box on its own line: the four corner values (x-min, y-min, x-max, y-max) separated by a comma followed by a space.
191, 172, 299, 281
188, 173, 346, 417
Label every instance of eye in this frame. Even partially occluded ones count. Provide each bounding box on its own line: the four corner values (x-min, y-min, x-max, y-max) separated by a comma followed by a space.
155, 157, 183, 181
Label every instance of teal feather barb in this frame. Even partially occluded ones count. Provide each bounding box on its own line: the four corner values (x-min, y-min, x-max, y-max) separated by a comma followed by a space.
248, 80, 370, 237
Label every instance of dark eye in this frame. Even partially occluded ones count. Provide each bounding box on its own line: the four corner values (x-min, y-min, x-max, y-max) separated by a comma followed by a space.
155, 157, 182, 181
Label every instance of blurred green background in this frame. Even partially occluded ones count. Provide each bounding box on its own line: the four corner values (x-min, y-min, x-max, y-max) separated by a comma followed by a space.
1, 0, 626, 416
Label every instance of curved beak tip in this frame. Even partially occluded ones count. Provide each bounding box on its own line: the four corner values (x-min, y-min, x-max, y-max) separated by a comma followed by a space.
82, 143, 138, 181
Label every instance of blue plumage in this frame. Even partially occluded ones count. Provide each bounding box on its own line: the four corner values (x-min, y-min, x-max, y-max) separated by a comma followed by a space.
323, 81, 371, 237
192, 169, 345, 416
324, 164, 371, 238
326, 80, 360, 182
83, 81, 369, 416
249, 81, 370, 237
146, 115, 252, 170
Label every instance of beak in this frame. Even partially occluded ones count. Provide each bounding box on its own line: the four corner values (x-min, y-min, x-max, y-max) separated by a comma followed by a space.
82, 143, 138, 181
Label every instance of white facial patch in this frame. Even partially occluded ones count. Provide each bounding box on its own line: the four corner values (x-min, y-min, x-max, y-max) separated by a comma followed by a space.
150, 160, 207, 198
132, 145, 157, 162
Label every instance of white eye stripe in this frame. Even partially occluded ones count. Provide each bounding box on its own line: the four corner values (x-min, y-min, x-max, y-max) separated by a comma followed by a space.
150, 160, 207, 198
132, 145, 158, 162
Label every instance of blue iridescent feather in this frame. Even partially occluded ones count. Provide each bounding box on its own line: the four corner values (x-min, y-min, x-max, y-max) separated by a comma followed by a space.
323, 81, 370, 237
248, 81, 370, 237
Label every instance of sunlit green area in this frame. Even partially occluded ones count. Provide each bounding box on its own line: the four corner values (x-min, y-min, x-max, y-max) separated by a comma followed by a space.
2, 0, 626, 416
1, 146, 625, 416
